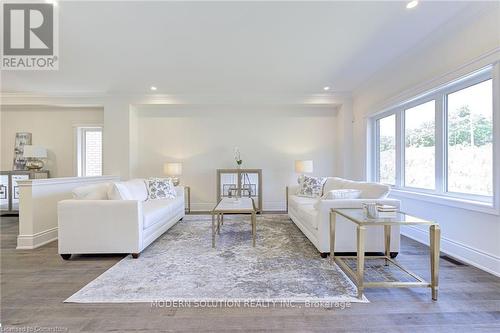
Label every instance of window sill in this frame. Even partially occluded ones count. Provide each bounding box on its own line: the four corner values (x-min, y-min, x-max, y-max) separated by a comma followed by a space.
389, 189, 499, 216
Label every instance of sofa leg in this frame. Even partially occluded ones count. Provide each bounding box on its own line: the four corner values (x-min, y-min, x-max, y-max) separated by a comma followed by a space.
60, 254, 71, 260
132, 253, 140, 259
320, 252, 328, 258
390, 252, 398, 259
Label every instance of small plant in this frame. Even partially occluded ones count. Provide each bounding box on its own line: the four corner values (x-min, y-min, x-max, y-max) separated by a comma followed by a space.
234, 147, 243, 166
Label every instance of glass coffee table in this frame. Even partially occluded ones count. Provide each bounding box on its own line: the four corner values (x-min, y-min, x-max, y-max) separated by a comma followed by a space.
212, 197, 257, 248
330, 208, 441, 300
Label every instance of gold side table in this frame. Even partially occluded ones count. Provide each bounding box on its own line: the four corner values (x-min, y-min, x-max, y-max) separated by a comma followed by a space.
330, 208, 440, 301
184, 185, 191, 214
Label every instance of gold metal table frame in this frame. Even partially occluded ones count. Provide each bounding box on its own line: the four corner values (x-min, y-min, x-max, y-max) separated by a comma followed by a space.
330, 208, 440, 301
211, 197, 257, 248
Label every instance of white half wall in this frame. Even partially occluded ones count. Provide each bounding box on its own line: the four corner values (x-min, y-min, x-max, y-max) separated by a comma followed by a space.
0, 106, 104, 177
132, 104, 339, 211
17, 176, 119, 249
352, 7, 500, 276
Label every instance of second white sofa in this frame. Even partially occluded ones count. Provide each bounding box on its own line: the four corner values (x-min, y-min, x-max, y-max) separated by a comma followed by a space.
288, 177, 401, 257
58, 179, 185, 260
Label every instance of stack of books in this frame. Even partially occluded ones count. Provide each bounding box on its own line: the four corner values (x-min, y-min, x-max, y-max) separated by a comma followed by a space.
376, 204, 397, 218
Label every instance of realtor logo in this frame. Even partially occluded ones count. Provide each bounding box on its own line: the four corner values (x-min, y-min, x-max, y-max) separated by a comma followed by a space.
1, 1, 59, 70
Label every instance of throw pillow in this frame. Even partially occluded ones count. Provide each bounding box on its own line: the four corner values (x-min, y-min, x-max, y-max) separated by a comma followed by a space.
72, 183, 110, 200
322, 189, 362, 200
296, 175, 326, 198
146, 177, 177, 200
107, 179, 149, 201
107, 182, 132, 200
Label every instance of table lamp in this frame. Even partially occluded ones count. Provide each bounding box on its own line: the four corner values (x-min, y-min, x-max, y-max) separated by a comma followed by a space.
164, 162, 182, 186
295, 160, 313, 184
23, 145, 47, 170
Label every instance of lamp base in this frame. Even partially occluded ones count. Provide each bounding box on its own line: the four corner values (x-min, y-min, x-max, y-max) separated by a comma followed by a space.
26, 159, 44, 170
171, 177, 180, 186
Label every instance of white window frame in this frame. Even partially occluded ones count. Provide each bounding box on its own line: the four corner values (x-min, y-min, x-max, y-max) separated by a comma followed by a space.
371, 66, 497, 213
75, 126, 103, 177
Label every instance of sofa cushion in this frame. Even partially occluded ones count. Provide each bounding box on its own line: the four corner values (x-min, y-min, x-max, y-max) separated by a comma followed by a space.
323, 177, 390, 199
72, 183, 110, 200
289, 195, 318, 207
143, 199, 174, 229
143, 196, 184, 229
297, 175, 326, 198
107, 179, 148, 201
322, 177, 348, 194
146, 178, 177, 200
322, 189, 362, 200
294, 204, 318, 230
341, 180, 390, 199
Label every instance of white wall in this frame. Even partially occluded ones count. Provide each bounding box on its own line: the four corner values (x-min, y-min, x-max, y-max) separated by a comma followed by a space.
0, 106, 104, 177
352, 7, 500, 276
103, 98, 130, 179
132, 104, 339, 211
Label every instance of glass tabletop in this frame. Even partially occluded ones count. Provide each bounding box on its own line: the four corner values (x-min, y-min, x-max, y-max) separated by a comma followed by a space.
213, 197, 255, 212
332, 208, 436, 226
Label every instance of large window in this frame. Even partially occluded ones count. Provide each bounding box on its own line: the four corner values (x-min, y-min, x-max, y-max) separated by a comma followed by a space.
377, 115, 396, 185
404, 100, 435, 189
77, 127, 102, 177
373, 68, 495, 204
447, 79, 493, 196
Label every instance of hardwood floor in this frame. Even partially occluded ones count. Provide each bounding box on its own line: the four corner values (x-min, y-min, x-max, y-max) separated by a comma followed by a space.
1, 215, 499, 332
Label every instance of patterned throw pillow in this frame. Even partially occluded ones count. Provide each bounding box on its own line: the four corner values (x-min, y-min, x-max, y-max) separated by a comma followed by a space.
146, 178, 177, 200
297, 175, 326, 198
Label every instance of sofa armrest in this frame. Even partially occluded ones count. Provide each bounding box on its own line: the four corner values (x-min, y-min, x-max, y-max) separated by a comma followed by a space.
286, 184, 300, 211
57, 199, 143, 253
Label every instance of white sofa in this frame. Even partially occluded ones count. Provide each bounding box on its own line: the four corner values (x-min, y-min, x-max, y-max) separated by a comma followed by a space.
287, 177, 401, 257
58, 179, 185, 260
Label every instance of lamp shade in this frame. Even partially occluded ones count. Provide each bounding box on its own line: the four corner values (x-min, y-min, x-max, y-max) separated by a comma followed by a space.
295, 160, 313, 173
23, 145, 47, 158
164, 162, 182, 176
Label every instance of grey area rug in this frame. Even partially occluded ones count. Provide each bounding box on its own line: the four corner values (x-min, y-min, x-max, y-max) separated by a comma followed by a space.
66, 214, 367, 303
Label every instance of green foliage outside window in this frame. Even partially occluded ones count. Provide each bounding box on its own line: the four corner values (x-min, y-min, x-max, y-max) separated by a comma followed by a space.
379, 105, 492, 151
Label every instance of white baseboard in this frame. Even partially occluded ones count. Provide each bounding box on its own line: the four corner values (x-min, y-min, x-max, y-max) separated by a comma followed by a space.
17, 227, 58, 250
190, 202, 216, 212
402, 225, 500, 277
262, 201, 286, 212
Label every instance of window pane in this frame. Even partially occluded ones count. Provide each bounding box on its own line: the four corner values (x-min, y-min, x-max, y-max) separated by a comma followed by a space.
377, 115, 396, 185
404, 100, 435, 189
84, 130, 102, 176
447, 79, 492, 196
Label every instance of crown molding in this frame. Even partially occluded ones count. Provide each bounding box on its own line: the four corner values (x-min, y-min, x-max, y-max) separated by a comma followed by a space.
0, 91, 107, 107
0, 91, 352, 107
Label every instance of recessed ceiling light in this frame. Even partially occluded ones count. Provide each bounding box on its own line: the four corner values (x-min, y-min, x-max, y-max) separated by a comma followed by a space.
323, 86, 330, 91
150, 86, 157, 91
406, 1, 418, 9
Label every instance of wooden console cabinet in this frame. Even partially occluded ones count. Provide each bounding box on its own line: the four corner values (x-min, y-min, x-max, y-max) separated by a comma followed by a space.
216, 169, 262, 213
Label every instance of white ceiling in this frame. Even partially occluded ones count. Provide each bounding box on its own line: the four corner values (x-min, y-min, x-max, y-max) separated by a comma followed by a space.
1, 1, 494, 100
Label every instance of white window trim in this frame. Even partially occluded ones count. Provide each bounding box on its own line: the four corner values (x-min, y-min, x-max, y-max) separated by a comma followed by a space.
370, 65, 499, 215
74, 124, 103, 177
